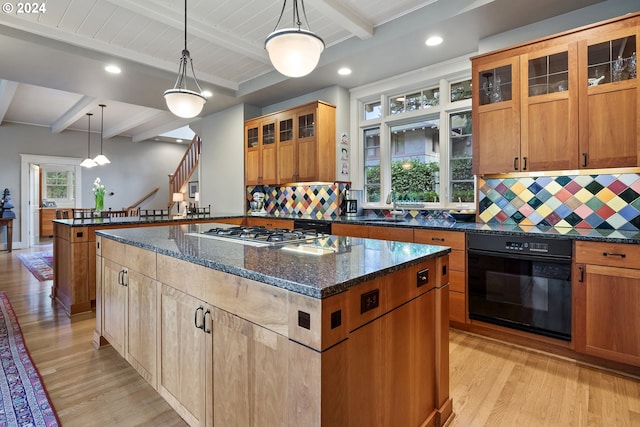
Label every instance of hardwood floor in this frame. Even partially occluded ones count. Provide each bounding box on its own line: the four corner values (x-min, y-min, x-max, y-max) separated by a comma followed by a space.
2, 244, 640, 427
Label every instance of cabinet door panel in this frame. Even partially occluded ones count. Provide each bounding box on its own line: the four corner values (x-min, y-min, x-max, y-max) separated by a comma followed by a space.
278, 142, 296, 183
213, 308, 288, 427
261, 145, 278, 185
584, 87, 637, 168
297, 139, 317, 182
127, 271, 156, 385
245, 149, 260, 185
477, 107, 520, 174
525, 98, 578, 170
158, 284, 210, 427
102, 259, 126, 356
581, 264, 640, 366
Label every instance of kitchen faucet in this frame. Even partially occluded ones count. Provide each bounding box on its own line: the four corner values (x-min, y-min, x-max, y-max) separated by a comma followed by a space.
386, 189, 404, 217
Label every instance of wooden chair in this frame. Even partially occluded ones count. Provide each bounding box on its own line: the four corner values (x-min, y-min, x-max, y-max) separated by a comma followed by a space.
55, 209, 69, 219
127, 207, 139, 217
72, 208, 94, 219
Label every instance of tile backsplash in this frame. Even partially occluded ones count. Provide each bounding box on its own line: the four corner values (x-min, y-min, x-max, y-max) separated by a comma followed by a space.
478, 173, 640, 231
246, 183, 347, 218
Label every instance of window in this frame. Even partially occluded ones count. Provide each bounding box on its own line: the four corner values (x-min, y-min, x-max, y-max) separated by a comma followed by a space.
364, 127, 381, 203
357, 75, 474, 209
390, 120, 440, 203
43, 167, 75, 203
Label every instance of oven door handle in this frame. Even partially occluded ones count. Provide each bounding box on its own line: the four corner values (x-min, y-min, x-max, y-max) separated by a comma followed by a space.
467, 248, 571, 263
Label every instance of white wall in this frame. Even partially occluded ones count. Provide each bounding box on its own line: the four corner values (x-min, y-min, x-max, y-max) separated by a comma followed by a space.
199, 103, 246, 215
0, 122, 188, 245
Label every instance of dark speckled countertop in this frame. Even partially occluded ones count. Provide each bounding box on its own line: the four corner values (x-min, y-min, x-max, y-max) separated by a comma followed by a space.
96, 223, 450, 299
274, 214, 640, 244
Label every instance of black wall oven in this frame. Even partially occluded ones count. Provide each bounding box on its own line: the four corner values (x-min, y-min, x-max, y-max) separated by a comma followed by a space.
467, 233, 572, 341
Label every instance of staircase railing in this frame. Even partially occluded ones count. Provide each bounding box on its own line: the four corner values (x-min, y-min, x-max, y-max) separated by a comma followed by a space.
168, 135, 201, 210
127, 187, 159, 210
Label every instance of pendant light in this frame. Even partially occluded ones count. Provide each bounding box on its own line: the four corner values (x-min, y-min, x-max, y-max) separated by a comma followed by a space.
265, 0, 324, 78
81, 113, 97, 168
93, 104, 111, 165
163, 0, 206, 118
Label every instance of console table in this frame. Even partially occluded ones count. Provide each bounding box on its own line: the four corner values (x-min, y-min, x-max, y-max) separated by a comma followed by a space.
0, 218, 12, 252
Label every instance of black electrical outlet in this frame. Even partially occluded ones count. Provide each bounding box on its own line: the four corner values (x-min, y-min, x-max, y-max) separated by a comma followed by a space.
417, 268, 429, 287
360, 289, 379, 314
298, 310, 311, 330
330, 310, 342, 329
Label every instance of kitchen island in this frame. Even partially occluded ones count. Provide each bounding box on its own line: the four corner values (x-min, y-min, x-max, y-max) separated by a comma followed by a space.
93, 223, 452, 427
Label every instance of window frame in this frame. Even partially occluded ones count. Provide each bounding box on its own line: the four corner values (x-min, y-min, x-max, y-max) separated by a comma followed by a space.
354, 69, 475, 211
41, 165, 76, 205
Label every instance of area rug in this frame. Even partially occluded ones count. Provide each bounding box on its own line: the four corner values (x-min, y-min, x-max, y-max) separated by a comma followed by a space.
16, 251, 53, 282
0, 291, 60, 426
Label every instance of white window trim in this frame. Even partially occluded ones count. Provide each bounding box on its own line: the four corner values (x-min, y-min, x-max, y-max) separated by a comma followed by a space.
350, 54, 475, 210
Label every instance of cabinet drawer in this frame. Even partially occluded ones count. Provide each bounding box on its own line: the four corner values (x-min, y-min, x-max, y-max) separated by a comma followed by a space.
575, 241, 640, 269
368, 226, 413, 242
414, 229, 465, 250
332, 223, 369, 238
449, 291, 466, 324
246, 217, 294, 229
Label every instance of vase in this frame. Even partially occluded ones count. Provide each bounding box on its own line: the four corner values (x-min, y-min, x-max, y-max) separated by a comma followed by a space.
95, 193, 104, 212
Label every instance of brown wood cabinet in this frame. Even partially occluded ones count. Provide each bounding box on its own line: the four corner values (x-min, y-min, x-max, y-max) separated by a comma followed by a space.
414, 230, 467, 325
245, 117, 277, 185
97, 238, 157, 386
40, 208, 58, 237
574, 240, 640, 367
472, 12, 640, 174
245, 217, 293, 229
245, 100, 336, 186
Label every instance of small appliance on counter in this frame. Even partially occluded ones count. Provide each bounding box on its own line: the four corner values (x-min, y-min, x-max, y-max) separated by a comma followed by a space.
250, 191, 267, 216
342, 189, 359, 217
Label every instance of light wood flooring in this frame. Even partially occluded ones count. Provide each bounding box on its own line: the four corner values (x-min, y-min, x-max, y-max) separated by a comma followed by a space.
2, 244, 640, 427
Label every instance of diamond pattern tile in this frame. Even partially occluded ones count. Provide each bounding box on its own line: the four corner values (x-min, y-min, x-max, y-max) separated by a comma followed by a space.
247, 183, 347, 217
478, 173, 640, 231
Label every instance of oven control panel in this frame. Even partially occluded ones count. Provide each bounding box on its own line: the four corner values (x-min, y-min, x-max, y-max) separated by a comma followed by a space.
505, 241, 549, 253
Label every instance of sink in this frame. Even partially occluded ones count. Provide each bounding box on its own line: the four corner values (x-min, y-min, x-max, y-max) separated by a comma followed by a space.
361, 217, 407, 223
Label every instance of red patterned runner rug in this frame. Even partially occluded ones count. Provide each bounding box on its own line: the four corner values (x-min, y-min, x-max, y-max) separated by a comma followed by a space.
0, 292, 60, 426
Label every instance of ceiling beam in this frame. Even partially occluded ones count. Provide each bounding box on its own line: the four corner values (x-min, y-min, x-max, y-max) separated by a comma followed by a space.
0, 80, 18, 125
313, 0, 374, 40
106, 0, 268, 62
132, 117, 193, 143
51, 95, 96, 134
102, 109, 164, 139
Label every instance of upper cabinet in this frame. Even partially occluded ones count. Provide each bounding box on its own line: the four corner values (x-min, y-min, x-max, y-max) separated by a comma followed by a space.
245, 117, 277, 185
472, 13, 639, 175
245, 100, 336, 186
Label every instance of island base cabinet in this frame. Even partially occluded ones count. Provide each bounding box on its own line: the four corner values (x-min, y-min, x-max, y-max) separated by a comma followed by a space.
346, 289, 438, 427
157, 284, 212, 427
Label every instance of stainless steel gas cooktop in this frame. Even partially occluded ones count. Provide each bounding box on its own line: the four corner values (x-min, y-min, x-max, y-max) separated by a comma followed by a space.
189, 225, 328, 247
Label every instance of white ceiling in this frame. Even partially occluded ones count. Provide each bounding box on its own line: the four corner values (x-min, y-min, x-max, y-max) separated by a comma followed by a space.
0, 0, 622, 143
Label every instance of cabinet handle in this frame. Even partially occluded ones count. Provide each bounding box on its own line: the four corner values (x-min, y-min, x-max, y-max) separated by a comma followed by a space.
578, 265, 584, 283
203, 309, 211, 334
194, 306, 204, 330
582, 152, 587, 167
513, 157, 519, 170
522, 157, 528, 171
431, 237, 445, 242
122, 270, 127, 287
118, 270, 123, 286
603, 252, 626, 258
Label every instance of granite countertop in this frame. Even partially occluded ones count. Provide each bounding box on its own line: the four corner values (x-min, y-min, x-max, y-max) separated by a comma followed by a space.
266, 214, 640, 244
96, 223, 450, 299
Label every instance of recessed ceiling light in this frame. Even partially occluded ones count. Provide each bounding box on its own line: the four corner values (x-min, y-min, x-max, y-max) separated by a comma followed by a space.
338, 67, 352, 76
425, 36, 443, 47
201, 90, 213, 98
176, 139, 183, 143
105, 65, 121, 74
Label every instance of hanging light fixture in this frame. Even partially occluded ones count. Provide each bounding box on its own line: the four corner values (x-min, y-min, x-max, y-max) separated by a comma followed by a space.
163, 0, 206, 118
81, 113, 97, 168
93, 104, 111, 165
265, 0, 325, 78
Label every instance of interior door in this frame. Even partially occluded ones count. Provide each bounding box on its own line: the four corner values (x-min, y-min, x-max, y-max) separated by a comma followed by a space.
29, 163, 40, 246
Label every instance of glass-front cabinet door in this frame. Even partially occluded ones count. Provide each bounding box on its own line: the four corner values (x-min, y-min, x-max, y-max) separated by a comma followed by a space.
261, 121, 277, 184
579, 25, 638, 169
472, 56, 520, 174
245, 121, 260, 185
520, 44, 579, 171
